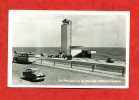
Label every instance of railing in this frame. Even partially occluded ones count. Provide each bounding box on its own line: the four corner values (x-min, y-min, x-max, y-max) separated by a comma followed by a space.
38, 58, 125, 77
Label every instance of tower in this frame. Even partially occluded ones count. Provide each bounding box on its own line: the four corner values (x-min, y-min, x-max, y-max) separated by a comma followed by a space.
61, 19, 72, 55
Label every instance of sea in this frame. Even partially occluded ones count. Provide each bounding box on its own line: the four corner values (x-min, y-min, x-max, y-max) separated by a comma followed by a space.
13, 47, 126, 62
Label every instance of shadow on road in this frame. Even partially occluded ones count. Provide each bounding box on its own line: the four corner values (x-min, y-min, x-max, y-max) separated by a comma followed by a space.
13, 62, 32, 64
20, 77, 44, 82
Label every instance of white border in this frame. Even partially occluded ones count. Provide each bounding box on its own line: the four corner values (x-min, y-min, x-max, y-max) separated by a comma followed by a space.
8, 10, 130, 88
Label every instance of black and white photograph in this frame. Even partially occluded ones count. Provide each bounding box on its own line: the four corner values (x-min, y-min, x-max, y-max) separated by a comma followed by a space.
8, 10, 130, 88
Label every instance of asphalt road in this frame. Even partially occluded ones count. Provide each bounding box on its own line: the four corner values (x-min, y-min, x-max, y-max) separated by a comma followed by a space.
12, 63, 125, 87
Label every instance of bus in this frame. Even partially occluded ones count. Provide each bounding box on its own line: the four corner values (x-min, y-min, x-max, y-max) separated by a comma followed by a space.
13, 52, 37, 64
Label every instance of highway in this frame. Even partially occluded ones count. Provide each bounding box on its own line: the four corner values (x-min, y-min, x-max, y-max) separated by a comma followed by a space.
12, 62, 125, 87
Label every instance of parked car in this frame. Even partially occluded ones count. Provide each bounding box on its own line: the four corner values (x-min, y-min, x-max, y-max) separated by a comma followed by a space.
66, 55, 72, 60
106, 57, 115, 63
23, 68, 45, 81
13, 52, 36, 64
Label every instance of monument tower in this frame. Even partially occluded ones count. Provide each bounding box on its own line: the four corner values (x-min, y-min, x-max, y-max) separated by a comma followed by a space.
61, 19, 72, 55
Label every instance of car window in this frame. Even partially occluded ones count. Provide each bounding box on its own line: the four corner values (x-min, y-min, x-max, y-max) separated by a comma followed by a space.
28, 54, 35, 57
26, 69, 32, 72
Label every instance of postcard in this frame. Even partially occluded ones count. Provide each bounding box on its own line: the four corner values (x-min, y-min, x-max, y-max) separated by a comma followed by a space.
8, 10, 130, 88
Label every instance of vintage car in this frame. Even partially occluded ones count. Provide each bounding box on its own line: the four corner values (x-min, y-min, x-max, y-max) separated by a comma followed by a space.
23, 68, 45, 81
106, 57, 115, 63
13, 52, 36, 64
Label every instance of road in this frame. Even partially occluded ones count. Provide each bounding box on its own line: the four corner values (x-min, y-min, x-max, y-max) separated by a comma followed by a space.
12, 63, 125, 87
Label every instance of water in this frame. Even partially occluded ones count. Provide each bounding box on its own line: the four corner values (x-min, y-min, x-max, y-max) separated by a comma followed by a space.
13, 47, 126, 62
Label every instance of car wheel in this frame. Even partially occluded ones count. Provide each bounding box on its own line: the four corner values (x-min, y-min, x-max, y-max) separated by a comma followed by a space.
31, 75, 36, 81
13, 58, 16, 63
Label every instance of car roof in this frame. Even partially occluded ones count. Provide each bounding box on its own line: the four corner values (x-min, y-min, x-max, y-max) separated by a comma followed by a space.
15, 52, 34, 55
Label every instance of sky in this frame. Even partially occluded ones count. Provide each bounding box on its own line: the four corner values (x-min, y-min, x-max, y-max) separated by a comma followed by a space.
9, 10, 129, 47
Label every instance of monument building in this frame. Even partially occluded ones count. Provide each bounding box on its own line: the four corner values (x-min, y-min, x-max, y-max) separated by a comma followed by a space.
61, 19, 72, 55
61, 19, 94, 58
